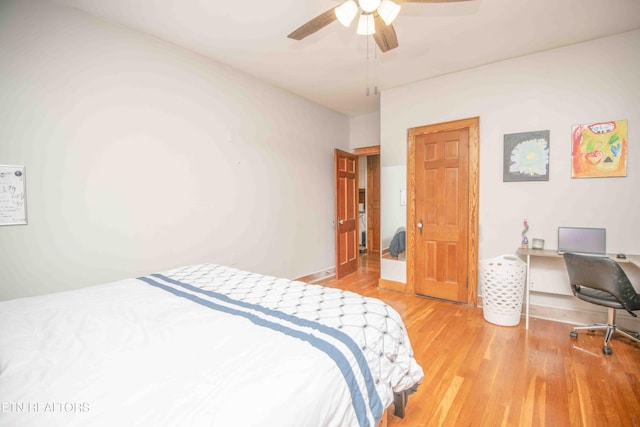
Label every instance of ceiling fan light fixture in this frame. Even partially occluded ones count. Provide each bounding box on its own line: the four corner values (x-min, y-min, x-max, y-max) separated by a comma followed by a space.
377, 0, 401, 26
356, 13, 376, 35
335, 1, 358, 27
358, 0, 381, 14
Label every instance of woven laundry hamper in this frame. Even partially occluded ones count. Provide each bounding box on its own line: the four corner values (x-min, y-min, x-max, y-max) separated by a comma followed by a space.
479, 254, 526, 326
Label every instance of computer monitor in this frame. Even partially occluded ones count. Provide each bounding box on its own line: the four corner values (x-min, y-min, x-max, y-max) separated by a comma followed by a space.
557, 227, 606, 255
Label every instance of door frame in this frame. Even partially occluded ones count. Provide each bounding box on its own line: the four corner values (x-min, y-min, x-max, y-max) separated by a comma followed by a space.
407, 117, 480, 306
365, 154, 381, 254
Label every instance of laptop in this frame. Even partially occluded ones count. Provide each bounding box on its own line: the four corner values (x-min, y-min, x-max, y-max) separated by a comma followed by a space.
557, 227, 606, 256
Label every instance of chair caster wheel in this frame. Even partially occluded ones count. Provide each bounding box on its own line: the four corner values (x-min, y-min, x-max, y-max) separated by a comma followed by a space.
602, 346, 613, 355
570, 331, 578, 339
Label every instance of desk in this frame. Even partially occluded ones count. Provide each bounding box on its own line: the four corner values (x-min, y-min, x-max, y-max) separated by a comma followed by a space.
516, 248, 640, 329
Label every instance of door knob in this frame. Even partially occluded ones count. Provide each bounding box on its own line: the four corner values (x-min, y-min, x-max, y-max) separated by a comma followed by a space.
417, 220, 423, 235
338, 219, 344, 225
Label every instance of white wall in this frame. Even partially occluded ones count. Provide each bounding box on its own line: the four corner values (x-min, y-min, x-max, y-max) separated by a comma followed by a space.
380, 30, 640, 306
349, 111, 380, 149
0, 0, 349, 300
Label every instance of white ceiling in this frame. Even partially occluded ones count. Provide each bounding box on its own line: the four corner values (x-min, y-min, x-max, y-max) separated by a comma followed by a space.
44, 0, 640, 117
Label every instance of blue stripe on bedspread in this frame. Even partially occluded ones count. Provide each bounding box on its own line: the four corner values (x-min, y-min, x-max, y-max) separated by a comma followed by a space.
137, 275, 380, 427
152, 273, 384, 420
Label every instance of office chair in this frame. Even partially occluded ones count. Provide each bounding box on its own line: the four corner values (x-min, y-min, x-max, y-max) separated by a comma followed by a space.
563, 252, 640, 355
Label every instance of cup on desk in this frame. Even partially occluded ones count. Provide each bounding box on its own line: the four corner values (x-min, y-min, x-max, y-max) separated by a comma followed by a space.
532, 238, 545, 250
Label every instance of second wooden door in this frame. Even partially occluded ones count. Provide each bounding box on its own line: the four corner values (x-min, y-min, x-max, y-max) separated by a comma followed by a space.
413, 128, 470, 302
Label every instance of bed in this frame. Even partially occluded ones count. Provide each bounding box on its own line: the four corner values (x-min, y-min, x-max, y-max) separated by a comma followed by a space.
0, 263, 423, 426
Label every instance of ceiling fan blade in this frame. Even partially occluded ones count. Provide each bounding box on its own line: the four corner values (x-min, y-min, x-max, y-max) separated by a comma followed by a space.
373, 13, 398, 53
288, 8, 338, 40
395, 0, 473, 3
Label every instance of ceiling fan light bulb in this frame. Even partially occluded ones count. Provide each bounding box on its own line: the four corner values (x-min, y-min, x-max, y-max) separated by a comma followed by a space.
336, 1, 358, 27
359, 0, 381, 14
356, 13, 376, 35
378, 0, 401, 25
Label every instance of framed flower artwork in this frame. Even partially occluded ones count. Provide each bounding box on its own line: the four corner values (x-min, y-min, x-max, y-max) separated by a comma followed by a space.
503, 130, 550, 182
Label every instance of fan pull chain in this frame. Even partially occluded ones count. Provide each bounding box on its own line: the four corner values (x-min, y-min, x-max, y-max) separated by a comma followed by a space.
366, 34, 370, 96
374, 41, 378, 96
365, 34, 379, 97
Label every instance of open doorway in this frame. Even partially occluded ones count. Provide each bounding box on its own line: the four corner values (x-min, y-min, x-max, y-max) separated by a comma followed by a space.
333, 145, 381, 281
354, 145, 381, 258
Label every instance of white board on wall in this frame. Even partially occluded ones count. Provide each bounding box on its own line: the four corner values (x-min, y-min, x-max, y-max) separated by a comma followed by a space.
0, 165, 27, 225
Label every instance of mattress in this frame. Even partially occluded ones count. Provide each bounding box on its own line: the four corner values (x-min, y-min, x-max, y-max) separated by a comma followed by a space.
0, 264, 423, 426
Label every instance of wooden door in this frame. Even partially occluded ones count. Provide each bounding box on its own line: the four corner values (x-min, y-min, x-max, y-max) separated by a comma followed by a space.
413, 128, 470, 302
335, 149, 359, 279
367, 154, 381, 254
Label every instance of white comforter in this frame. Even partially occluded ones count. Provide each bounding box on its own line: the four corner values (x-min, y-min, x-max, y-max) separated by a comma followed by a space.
0, 264, 423, 427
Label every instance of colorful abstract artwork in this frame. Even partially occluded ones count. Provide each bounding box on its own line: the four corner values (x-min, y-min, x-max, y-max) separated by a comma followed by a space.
503, 130, 550, 182
571, 120, 627, 178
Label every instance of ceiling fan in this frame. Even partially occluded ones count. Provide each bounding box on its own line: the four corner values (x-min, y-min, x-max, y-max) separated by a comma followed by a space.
288, 0, 472, 53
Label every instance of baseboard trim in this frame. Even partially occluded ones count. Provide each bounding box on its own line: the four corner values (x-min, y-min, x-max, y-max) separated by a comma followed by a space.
297, 277, 639, 330
294, 267, 336, 284
477, 296, 640, 330
378, 278, 407, 293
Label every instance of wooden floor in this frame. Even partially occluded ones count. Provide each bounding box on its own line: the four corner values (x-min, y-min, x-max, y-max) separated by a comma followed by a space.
315, 255, 640, 427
